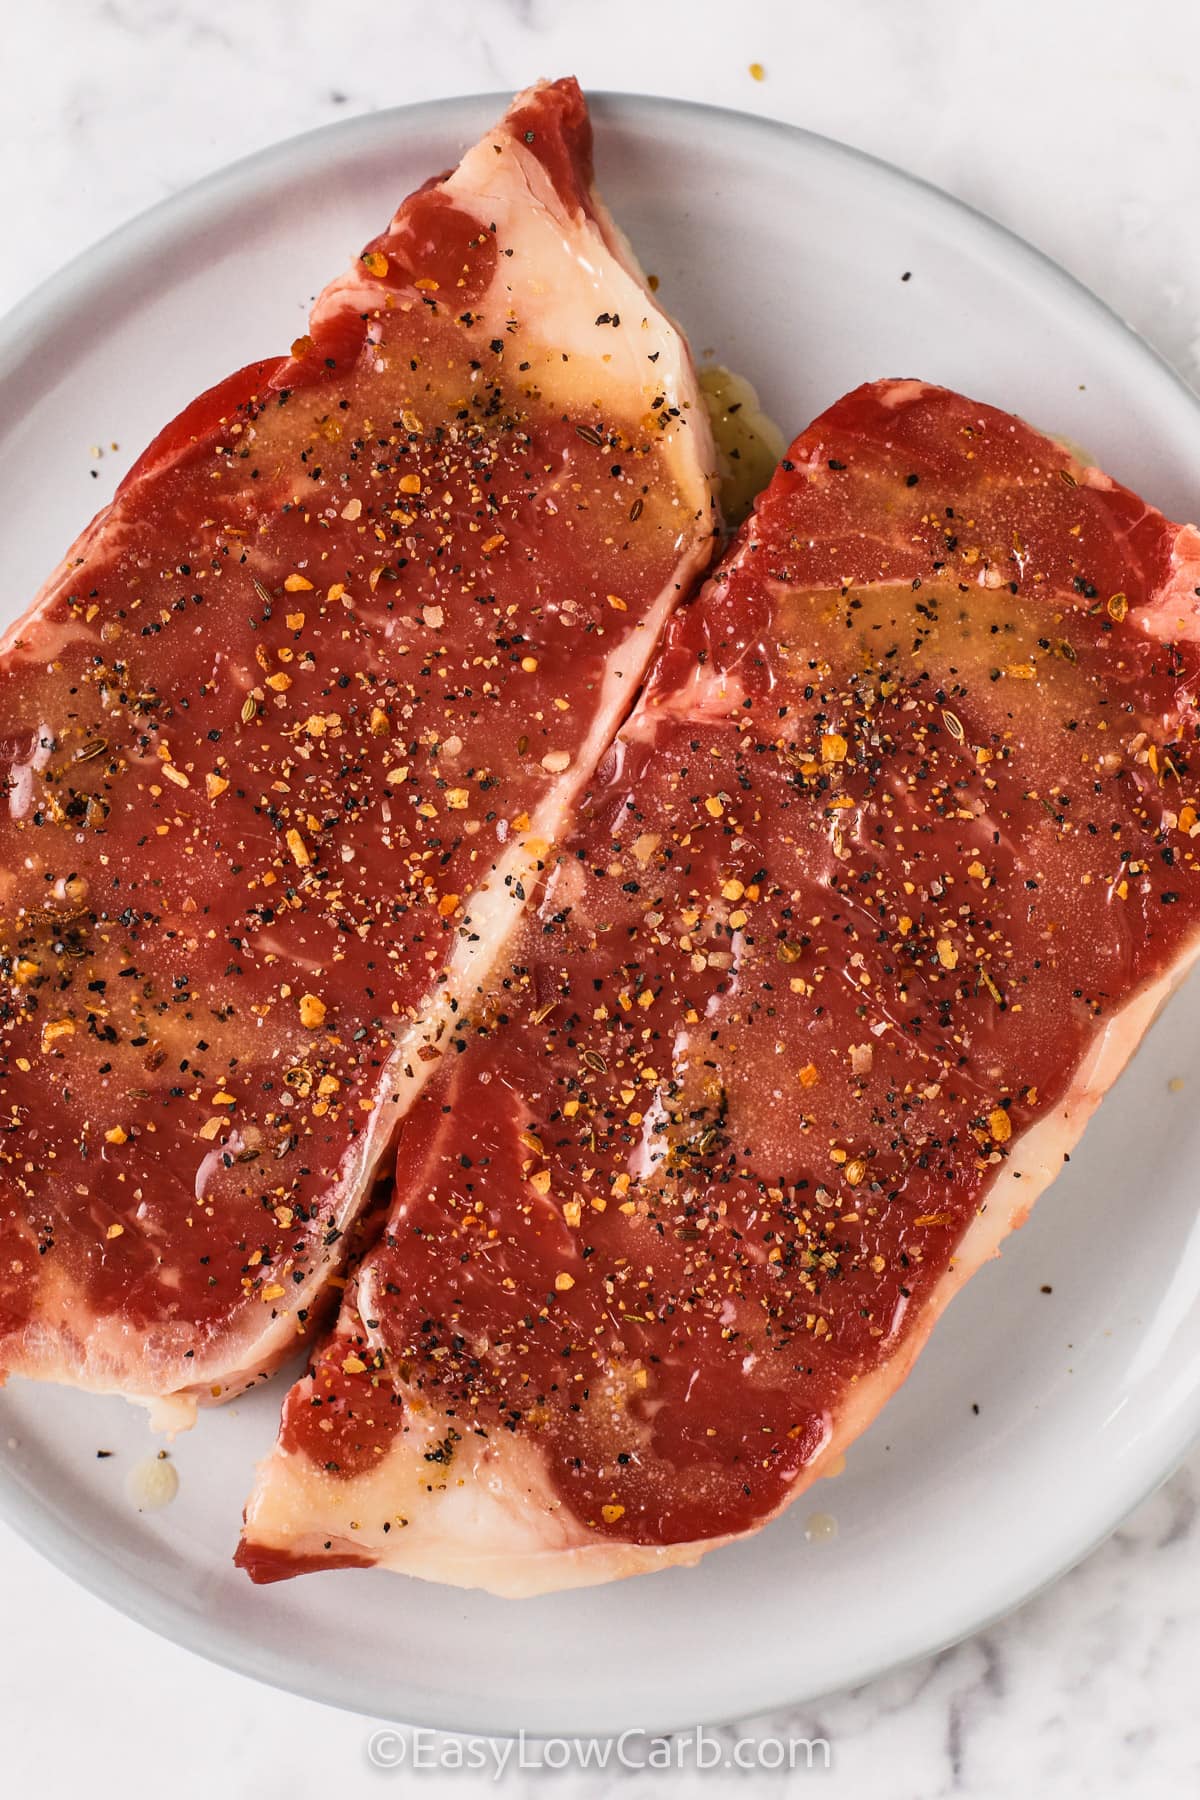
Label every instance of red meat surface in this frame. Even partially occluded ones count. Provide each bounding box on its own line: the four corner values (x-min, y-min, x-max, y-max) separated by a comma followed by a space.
239, 380, 1200, 1591
0, 80, 715, 1418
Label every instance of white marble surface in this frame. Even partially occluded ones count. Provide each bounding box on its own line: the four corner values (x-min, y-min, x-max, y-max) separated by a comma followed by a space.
2, 1, 1199, 1794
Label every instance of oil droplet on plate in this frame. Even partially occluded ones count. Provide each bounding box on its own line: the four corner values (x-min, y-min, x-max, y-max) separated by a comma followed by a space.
805, 1510, 838, 1544
698, 365, 786, 528
126, 1455, 180, 1512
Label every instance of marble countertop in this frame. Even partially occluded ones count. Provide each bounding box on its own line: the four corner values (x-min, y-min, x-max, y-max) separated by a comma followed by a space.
2, 2, 1198, 1795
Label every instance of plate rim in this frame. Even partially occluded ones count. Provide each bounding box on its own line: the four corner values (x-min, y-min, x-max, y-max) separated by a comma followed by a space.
2, 87, 1199, 1739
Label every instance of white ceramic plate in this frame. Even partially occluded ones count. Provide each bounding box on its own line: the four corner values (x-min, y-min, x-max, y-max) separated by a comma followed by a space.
2, 94, 1200, 1739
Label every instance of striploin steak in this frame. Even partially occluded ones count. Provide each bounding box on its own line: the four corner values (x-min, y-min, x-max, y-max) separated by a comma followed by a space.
240, 380, 1200, 1590
0, 80, 715, 1421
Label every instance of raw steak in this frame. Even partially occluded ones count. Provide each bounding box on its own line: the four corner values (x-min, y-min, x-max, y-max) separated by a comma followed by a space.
0, 80, 715, 1418
240, 380, 1200, 1590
